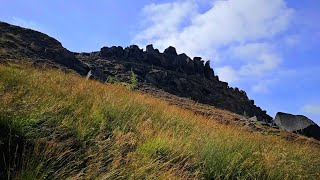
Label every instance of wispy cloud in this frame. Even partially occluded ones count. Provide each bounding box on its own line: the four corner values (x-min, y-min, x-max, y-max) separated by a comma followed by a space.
303, 105, 320, 116
215, 66, 239, 83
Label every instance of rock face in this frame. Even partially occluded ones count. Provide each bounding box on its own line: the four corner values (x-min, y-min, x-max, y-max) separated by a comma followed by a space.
0, 21, 272, 122
80, 44, 273, 122
273, 112, 320, 140
0, 22, 106, 81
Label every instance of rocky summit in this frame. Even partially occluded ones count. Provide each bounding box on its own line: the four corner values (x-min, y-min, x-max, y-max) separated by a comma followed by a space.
0, 21, 272, 122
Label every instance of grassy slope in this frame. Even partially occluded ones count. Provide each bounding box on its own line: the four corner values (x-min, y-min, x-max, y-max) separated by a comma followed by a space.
0, 63, 319, 179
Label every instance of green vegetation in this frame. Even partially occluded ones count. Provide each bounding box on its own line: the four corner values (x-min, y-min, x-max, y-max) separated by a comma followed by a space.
105, 70, 138, 90
129, 69, 138, 89
0, 63, 319, 179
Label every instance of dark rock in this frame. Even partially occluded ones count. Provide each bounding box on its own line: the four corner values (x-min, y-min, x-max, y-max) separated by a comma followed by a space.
146, 44, 165, 66
125, 45, 146, 62
100, 46, 127, 59
163, 46, 178, 67
146, 44, 156, 53
193, 57, 205, 75
145, 69, 167, 85
174, 53, 191, 73
273, 112, 320, 140
89, 66, 108, 81
185, 59, 195, 75
204, 61, 215, 79
164, 46, 178, 56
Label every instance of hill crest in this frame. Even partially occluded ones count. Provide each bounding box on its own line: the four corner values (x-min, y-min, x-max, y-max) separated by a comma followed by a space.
0, 21, 272, 121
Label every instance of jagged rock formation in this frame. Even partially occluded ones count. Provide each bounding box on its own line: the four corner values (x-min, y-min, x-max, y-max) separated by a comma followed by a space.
77, 44, 272, 122
0, 21, 272, 122
273, 112, 320, 140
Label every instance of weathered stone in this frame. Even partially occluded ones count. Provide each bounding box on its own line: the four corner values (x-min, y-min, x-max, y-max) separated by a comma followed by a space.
273, 112, 320, 140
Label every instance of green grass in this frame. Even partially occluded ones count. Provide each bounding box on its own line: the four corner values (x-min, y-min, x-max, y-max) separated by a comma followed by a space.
0, 63, 319, 179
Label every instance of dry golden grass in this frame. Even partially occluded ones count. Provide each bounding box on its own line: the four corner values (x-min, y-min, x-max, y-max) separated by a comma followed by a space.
0, 63, 319, 179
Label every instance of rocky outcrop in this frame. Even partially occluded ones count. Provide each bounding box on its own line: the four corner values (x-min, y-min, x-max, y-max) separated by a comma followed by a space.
0, 21, 273, 123
273, 112, 320, 140
79, 44, 273, 122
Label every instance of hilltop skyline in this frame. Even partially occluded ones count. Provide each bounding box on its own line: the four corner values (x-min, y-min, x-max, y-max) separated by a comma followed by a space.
1, 0, 319, 124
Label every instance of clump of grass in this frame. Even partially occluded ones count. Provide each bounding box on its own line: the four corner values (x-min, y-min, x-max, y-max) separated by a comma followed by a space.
0, 63, 319, 179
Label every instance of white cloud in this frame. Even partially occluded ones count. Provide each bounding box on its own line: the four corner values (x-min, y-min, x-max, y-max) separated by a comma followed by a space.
284, 35, 299, 46
133, 0, 294, 93
135, 1, 196, 43
252, 79, 276, 93
230, 42, 282, 76
303, 105, 320, 116
134, 0, 293, 57
216, 66, 239, 83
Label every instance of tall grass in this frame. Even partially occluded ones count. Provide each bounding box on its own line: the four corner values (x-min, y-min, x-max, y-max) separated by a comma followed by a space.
0, 63, 319, 179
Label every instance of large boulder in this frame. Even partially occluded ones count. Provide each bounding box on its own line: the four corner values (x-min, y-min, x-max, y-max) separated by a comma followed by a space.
273, 112, 320, 140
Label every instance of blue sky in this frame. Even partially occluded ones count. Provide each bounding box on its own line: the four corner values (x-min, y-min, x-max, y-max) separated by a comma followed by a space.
1, 0, 320, 124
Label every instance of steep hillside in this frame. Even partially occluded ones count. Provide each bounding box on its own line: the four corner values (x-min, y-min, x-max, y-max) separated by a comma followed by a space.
0, 64, 319, 179
0, 21, 271, 122
76, 46, 272, 122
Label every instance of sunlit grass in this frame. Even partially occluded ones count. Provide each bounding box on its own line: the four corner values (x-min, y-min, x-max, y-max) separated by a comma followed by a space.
0, 63, 319, 179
